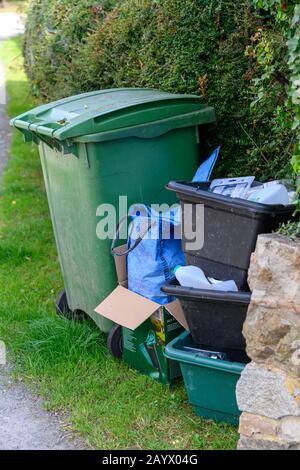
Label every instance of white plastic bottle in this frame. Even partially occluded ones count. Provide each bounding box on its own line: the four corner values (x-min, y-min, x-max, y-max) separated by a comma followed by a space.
207, 277, 238, 292
174, 265, 210, 289
173, 265, 238, 292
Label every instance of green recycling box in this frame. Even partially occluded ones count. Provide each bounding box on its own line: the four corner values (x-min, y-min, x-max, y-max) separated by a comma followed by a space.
165, 332, 246, 424
11, 88, 215, 332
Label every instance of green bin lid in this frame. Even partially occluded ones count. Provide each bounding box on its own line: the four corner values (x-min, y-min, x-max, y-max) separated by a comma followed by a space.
10, 88, 215, 142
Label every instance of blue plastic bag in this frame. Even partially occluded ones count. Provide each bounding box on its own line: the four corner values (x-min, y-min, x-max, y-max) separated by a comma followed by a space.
192, 146, 221, 182
112, 205, 185, 305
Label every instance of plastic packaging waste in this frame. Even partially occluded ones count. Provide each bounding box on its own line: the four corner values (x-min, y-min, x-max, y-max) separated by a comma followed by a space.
183, 346, 229, 361
288, 191, 297, 204
209, 177, 293, 206
246, 182, 290, 205
210, 176, 255, 198
173, 265, 238, 292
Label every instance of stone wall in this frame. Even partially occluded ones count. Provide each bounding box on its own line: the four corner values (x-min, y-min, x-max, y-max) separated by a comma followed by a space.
236, 234, 300, 450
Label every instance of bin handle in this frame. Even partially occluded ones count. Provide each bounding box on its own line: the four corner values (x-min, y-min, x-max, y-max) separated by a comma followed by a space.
111, 215, 155, 256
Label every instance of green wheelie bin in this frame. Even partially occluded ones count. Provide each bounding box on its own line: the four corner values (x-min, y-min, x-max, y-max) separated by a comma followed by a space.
11, 88, 215, 332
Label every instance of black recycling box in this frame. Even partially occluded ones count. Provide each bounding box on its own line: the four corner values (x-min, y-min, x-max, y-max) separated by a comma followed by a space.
167, 181, 294, 289
162, 279, 251, 363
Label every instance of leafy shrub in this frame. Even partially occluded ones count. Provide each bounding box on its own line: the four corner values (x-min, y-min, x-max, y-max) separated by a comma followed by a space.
251, 0, 299, 236
24, 0, 295, 181
24, 0, 117, 97
277, 220, 300, 240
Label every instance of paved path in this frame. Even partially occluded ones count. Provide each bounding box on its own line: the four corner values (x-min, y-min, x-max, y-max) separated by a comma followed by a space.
0, 72, 10, 178
0, 13, 85, 450
0, 367, 84, 450
0, 12, 24, 40
0, 12, 24, 178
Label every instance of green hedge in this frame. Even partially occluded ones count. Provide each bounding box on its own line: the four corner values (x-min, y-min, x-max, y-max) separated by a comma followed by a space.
24, 0, 294, 180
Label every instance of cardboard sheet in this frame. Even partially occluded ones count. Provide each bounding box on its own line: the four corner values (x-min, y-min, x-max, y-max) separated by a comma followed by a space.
95, 285, 160, 330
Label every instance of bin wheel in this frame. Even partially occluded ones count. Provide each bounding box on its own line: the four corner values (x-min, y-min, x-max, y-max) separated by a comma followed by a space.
56, 289, 87, 321
107, 325, 123, 359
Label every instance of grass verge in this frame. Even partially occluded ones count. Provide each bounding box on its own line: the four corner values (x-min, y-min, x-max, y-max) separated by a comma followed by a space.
0, 35, 239, 450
